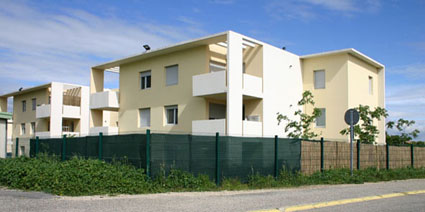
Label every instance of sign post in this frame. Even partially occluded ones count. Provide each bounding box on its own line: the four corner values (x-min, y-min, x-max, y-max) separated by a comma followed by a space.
344, 109, 359, 176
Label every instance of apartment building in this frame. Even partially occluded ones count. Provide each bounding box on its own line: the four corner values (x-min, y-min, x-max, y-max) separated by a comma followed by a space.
301, 49, 385, 144
0, 82, 90, 155
90, 31, 303, 137
0, 112, 12, 158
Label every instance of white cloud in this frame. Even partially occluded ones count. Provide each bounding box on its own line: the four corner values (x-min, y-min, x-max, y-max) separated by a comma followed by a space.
265, 0, 381, 20
387, 63, 425, 81
0, 1, 206, 94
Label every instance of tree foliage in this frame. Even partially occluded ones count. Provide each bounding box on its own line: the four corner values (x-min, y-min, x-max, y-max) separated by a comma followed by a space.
277, 91, 321, 140
340, 105, 388, 144
386, 118, 420, 145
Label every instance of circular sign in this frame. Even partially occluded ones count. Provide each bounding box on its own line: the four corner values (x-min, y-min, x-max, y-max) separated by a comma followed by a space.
344, 109, 359, 125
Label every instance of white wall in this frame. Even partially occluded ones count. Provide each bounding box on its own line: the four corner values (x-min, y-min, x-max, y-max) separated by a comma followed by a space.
192, 71, 227, 96
262, 45, 303, 137
49, 82, 63, 138
80, 86, 90, 136
0, 119, 6, 158
192, 119, 226, 136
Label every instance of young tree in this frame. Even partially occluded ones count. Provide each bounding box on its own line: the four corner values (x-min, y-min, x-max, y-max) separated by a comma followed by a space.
386, 118, 420, 145
277, 90, 322, 140
340, 105, 388, 144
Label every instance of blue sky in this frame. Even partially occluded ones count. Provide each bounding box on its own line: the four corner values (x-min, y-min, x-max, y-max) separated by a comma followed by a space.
0, 0, 424, 140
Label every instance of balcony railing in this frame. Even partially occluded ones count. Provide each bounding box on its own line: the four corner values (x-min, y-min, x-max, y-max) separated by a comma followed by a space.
89, 126, 119, 135
192, 71, 227, 97
90, 90, 119, 111
36, 104, 51, 119
192, 119, 226, 135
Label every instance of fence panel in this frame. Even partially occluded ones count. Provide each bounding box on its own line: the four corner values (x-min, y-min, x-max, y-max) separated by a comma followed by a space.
103, 134, 146, 169
414, 147, 425, 168
301, 141, 321, 175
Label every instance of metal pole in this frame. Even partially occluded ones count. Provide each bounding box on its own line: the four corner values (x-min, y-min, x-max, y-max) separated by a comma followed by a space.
320, 137, 324, 173
350, 110, 354, 176
356, 140, 360, 170
146, 129, 151, 178
62, 135, 67, 161
411, 144, 414, 168
274, 135, 279, 178
15, 137, 19, 157
386, 143, 390, 170
98, 132, 103, 160
215, 132, 220, 185
35, 136, 39, 157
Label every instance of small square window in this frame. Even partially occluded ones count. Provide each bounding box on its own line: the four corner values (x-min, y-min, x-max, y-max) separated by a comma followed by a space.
165, 105, 178, 125
316, 108, 326, 127
140, 71, 151, 90
139, 108, 151, 127
314, 70, 325, 89
166, 65, 178, 86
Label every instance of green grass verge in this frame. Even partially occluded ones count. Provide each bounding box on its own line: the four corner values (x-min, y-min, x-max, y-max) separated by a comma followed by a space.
1, 156, 424, 196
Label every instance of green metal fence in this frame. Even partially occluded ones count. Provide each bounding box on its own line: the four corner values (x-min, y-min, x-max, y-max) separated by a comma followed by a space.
30, 132, 301, 182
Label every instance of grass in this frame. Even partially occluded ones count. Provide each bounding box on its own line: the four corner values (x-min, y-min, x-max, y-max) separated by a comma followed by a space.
0, 155, 424, 196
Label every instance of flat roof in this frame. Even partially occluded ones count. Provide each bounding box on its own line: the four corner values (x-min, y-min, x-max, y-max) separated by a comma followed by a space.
301, 48, 384, 69
0, 83, 51, 98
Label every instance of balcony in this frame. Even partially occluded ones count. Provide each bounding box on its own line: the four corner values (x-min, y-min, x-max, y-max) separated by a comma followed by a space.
90, 90, 119, 111
89, 126, 119, 135
63, 132, 80, 137
193, 71, 226, 97
35, 131, 50, 138
192, 119, 226, 135
242, 74, 262, 98
243, 120, 262, 137
36, 104, 51, 119
62, 105, 81, 119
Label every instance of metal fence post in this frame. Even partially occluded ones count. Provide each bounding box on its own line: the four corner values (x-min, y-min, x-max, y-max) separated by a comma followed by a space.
15, 137, 19, 157
215, 132, 220, 185
320, 137, 324, 173
146, 129, 151, 178
98, 132, 103, 160
386, 143, 390, 170
62, 135, 67, 161
357, 140, 360, 170
411, 144, 414, 168
274, 135, 279, 178
35, 136, 39, 157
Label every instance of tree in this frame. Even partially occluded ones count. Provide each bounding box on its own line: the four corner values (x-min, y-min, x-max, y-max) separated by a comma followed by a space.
277, 90, 322, 140
386, 118, 420, 145
340, 105, 388, 144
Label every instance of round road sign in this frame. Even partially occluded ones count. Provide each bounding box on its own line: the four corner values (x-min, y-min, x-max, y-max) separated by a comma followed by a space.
344, 109, 359, 125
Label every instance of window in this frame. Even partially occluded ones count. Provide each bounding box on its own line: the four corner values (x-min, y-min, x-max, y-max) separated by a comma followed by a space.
166, 65, 178, 86
369, 76, 373, 95
22, 100, 26, 112
32, 98, 36, 110
21, 123, 26, 135
314, 70, 325, 89
316, 108, 326, 127
139, 108, 151, 127
209, 61, 226, 72
31, 122, 35, 135
165, 105, 178, 125
140, 71, 151, 90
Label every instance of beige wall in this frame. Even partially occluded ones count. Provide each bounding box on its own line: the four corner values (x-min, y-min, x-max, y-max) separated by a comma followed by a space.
243, 46, 263, 78
12, 88, 49, 138
118, 46, 209, 134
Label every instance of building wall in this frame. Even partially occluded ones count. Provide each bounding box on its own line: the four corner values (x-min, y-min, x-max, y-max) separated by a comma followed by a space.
302, 54, 349, 141
347, 55, 385, 144
12, 88, 49, 138
118, 46, 208, 134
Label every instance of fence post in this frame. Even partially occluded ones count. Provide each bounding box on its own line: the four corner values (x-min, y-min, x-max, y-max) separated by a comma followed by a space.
146, 129, 151, 178
15, 137, 19, 157
274, 135, 279, 178
320, 137, 324, 173
98, 132, 103, 160
411, 144, 414, 168
35, 136, 39, 158
215, 132, 220, 185
357, 140, 360, 170
386, 143, 390, 170
62, 135, 67, 161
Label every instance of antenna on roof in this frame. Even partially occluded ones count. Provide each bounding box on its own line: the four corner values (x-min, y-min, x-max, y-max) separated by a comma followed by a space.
143, 44, 151, 52
18, 87, 23, 91
282, 46, 286, 50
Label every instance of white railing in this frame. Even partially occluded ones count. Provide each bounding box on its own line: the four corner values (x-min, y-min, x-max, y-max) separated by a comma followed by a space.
89, 126, 119, 135
62, 105, 80, 118
63, 132, 80, 137
36, 104, 51, 118
192, 119, 226, 135
243, 120, 262, 137
35, 131, 51, 138
193, 71, 227, 96
90, 90, 119, 110
243, 74, 263, 98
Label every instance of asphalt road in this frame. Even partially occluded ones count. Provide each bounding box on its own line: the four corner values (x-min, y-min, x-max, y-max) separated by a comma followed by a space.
1, 179, 424, 212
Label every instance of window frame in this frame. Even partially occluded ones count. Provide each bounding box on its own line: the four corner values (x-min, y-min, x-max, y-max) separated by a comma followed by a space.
165, 105, 178, 125
139, 108, 151, 128
32, 98, 36, 111
165, 64, 179, 86
314, 69, 326, 89
31, 122, 35, 135
315, 108, 326, 128
22, 100, 26, 112
21, 123, 26, 135
140, 70, 152, 90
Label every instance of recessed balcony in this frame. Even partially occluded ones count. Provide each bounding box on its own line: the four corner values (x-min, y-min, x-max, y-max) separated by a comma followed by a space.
193, 71, 227, 97
90, 90, 119, 111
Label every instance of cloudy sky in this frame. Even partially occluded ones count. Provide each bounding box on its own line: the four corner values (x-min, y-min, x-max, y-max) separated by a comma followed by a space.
0, 0, 424, 140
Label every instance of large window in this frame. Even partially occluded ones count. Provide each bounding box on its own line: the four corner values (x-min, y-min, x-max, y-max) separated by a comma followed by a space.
21, 123, 26, 135
166, 65, 178, 86
165, 105, 178, 125
314, 70, 325, 89
32, 98, 36, 110
369, 76, 373, 95
140, 71, 151, 90
22, 100, 26, 112
316, 108, 326, 127
139, 108, 151, 127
